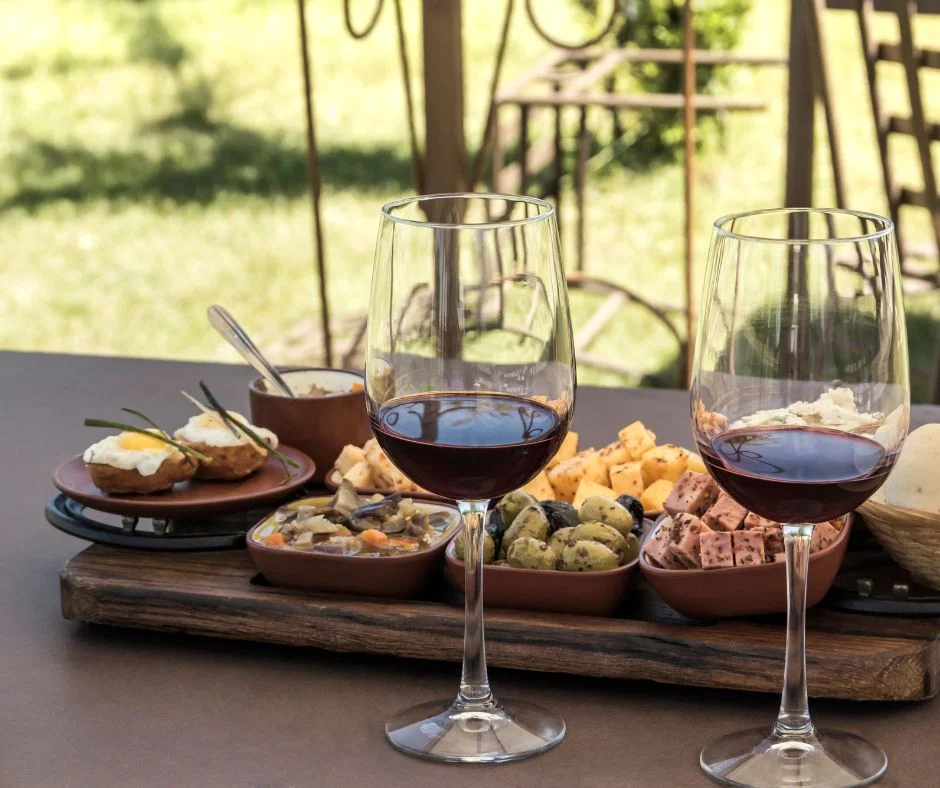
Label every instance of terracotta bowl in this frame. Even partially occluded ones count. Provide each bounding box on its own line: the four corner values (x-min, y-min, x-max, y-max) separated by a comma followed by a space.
445, 540, 640, 617
246, 495, 461, 598
640, 514, 853, 619
248, 368, 372, 483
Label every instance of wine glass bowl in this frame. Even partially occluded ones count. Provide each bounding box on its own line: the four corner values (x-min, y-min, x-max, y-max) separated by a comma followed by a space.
365, 193, 575, 763
691, 208, 909, 787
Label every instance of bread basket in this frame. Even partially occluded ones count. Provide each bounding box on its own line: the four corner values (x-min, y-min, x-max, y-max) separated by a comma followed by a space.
858, 491, 940, 591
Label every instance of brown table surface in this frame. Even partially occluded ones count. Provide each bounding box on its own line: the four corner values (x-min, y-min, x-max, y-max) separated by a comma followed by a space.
3, 350, 940, 788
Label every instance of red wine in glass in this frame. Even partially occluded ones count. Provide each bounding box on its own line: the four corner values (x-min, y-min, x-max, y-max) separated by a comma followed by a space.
371, 392, 567, 500
697, 425, 896, 524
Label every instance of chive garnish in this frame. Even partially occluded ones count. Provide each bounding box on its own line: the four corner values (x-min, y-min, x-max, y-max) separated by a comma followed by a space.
185, 382, 300, 483
83, 419, 212, 463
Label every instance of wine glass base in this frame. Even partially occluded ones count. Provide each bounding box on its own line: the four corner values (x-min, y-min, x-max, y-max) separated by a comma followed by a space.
700, 726, 887, 787
385, 696, 565, 764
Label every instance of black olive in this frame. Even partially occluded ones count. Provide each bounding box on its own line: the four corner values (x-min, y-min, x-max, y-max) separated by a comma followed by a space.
540, 500, 580, 534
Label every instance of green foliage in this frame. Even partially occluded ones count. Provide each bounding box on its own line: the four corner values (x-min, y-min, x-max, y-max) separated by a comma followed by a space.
578, 0, 752, 167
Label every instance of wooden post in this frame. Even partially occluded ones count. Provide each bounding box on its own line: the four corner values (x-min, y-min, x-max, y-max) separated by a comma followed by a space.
785, 0, 815, 208
421, 0, 466, 195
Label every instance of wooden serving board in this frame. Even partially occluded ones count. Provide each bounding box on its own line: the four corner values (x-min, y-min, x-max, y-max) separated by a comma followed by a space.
60, 545, 940, 701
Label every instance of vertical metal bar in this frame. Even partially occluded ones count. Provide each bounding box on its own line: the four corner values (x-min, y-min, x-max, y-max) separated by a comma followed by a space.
296, 0, 333, 367
857, 0, 905, 260
491, 105, 504, 192
575, 107, 588, 272
553, 81, 563, 242
897, 1, 940, 252
807, 0, 848, 211
519, 104, 530, 196
682, 0, 696, 385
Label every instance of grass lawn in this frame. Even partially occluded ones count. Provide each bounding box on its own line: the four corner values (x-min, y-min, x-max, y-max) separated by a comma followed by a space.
2, 0, 938, 397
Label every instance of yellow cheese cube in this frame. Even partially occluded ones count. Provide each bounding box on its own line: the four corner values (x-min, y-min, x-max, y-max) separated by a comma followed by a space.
335, 444, 367, 475
640, 444, 689, 486
640, 479, 675, 512
547, 455, 587, 503
521, 470, 555, 501
598, 440, 630, 469
546, 431, 578, 469
583, 451, 610, 486
609, 461, 644, 497
572, 478, 618, 509
618, 421, 657, 460
686, 452, 707, 474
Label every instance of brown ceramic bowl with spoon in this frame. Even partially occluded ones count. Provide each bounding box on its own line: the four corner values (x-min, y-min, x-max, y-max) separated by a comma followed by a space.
248, 368, 372, 483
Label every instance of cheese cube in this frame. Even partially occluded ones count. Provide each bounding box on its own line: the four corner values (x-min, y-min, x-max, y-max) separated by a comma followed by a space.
643, 518, 684, 569
732, 530, 765, 567
335, 444, 367, 475
583, 451, 610, 486
546, 455, 587, 502
546, 431, 578, 469
572, 478, 618, 509
640, 444, 689, 486
810, 521, 840, 553
702, 492, 748, 532
762, 526, 785, 556
744, 511, 777, 530
664, 512, 711, 568
700, 531, 734, 569
663, 470, 720, 516
522, 470, 555, 501
686, 452, 708, 474
609, 461, 644, 497
618, 421, 657, 460
598, 440, 630, 469
640, 479, 674, 512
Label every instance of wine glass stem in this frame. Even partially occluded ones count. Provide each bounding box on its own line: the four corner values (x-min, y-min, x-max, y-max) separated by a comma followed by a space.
456, 499, 493, 707
774, 523, 815, 738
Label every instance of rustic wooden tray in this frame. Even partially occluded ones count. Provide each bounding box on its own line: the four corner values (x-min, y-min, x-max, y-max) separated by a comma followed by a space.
60, 544, 940, 702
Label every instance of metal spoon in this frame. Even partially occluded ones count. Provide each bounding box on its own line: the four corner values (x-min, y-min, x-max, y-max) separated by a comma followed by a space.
207, 305, 294, 397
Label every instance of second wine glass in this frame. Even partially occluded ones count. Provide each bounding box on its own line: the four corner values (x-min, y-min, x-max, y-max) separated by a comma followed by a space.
365, 193, 576, 763
692, 208, 909, 787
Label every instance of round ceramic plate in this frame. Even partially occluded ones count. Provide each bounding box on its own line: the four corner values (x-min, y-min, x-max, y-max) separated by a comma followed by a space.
52, 445, 316, 518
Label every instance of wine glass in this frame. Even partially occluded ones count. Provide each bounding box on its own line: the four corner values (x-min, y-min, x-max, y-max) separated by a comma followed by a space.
365, 193, 575, 763
692, 208, 909, 787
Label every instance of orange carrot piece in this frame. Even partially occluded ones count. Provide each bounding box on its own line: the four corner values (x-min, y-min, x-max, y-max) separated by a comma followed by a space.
264, 532, 286, 547
351, 382, 364, 392
360, 529, 389, 547
387, 537, 418, 551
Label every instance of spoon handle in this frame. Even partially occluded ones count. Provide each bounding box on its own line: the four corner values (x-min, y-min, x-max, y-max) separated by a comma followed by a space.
207, 305, 295, 397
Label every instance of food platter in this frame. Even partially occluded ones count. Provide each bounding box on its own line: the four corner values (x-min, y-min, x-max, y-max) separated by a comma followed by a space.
53, 446, 316, 518
58, 536, 940, 702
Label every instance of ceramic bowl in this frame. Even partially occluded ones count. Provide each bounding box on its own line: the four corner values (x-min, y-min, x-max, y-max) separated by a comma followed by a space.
248, 368, 372, 483
445, 540, 640, 617
246, 495, 460, 598
640, 514, 853, 619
